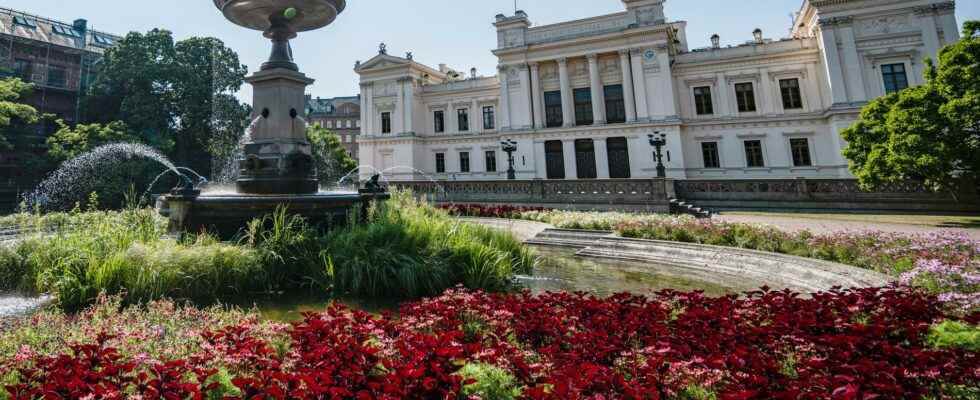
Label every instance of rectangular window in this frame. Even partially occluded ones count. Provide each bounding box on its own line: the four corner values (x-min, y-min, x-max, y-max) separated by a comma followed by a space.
482, 106, 495, 130
93, 34, 115, 46
573, 88, 593, 126
743, 140, 765, 168
604, 85, 626, 124
790, 138, 813, 167
459, 152, 470, 173
52, 25, 80, 38
779, 79, 803, 110
734, 82, 757, 113
545, 140, 565, 179
47, 65, 66, 88
701, 142, 721, 169
485, 151, 497, 172
13, 59, 31, 81
544, 91, 563, 128
435, 153, 445, 173
606, 137, 631, 179
12, 16, 37, 29
575, 139, 597, 179
381, 112, 391, 134
694, 86, 714, 115
457, 108, 469, 132
433, 110, 444, 133
881, 63, 909, 94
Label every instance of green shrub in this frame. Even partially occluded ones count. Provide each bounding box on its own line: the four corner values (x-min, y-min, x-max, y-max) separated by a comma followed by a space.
456, 363, 523, 400
927, 321, 980, 352
323, 191, 535, 298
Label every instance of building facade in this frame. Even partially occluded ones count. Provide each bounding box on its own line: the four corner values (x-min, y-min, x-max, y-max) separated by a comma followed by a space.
0, 7, 121, 205
355, 0, 959, 182
305, 95, 362, 160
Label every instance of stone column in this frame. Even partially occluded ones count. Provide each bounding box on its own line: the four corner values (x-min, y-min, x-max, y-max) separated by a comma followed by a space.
518, 65, 532, 129
472, 99, 481, 133
498, 65, 512, 130
361, 83, 373, 135
403, 78, 414, 133
395, 79, 405, 133
448, 101, 457, 134
562, 139, 578, 179
529, 62, 546, 129
587, 54, 607, 125
594, 138, 610, 179
818, 22, 848, 105
939, 9, 959, 45
533, 141, 547, 179
715, 72, 730, 116
618, 50, 637, 122
759, 68, 775, 114
656, 49, 678, 118
630, 49, 650, 121
838, 22, 866, 102
558, 58, 575, 127
804, 63, 823, 110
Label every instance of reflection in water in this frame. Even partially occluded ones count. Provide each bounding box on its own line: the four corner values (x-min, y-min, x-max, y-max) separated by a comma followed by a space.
0, 247, 747, 322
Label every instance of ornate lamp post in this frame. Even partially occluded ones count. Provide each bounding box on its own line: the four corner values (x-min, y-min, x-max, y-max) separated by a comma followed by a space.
501, 139, 518, 180
648, 131, 667, 178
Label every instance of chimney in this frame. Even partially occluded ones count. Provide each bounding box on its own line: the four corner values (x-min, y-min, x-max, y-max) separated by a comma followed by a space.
73, 19, 88, 33
439, 63, 448, 73
711, 34, 720, 49
753, 28, 764, 44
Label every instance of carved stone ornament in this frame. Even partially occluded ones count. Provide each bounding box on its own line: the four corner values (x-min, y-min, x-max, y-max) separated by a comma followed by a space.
859, 15, 913, 36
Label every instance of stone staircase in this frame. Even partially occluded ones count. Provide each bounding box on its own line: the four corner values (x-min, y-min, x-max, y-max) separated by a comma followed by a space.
670, 198, 712, 218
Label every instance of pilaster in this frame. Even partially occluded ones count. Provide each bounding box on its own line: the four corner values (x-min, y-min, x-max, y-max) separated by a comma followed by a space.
498, 65, 512, 130
529, 62, 546, 129
817, 19, 848, 105
562, 139, 578, 179
618, 50, 637, 122
558, 58, 575, 127
629, 49, 650, 121
594, 139, 610, 179
587, 54, 607, 125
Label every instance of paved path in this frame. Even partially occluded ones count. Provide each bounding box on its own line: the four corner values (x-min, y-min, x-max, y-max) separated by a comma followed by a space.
714, 214, 980, 240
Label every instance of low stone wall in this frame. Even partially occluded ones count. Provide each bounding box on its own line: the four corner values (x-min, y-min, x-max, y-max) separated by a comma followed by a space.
676, 179, 980, 213
525, 228, 892, 292
392, 179, 672, 212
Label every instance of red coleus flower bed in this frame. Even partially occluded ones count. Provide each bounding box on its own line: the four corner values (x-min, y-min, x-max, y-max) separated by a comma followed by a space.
3, 287, 978, 399
439, 203, 549, 219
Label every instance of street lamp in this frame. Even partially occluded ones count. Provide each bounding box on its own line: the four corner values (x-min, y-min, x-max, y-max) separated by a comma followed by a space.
648, 132, 667, 178
501, 139, 518, 180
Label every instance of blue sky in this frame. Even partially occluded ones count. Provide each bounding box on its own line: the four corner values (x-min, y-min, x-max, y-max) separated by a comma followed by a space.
6, 0, 979, 102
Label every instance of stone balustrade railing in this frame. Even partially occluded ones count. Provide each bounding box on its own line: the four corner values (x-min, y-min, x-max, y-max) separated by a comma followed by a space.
392, 179, 672, 210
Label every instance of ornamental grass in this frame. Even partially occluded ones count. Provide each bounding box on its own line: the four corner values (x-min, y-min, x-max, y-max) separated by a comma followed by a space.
1, 288, 977, 399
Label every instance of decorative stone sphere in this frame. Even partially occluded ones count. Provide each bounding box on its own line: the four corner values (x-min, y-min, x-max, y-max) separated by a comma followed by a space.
213, 0, 346, 33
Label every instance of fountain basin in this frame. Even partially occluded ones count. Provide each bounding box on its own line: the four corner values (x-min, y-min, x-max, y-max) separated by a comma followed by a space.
158, 191, 388, 238
214, 0, 346, 33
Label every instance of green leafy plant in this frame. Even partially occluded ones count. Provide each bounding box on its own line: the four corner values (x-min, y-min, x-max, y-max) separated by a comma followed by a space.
457, 363, 523, 400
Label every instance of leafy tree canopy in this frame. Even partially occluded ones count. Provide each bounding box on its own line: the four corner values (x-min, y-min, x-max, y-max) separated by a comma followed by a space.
842, 22, 980, 195
46, 120, 139, 161
307, 123, 358, 184
0, 78, 39, 149
83, 29, 250, 173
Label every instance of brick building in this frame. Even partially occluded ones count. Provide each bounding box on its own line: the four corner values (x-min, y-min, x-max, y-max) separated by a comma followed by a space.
0, 7, 121, 207
305, 95, 361, 161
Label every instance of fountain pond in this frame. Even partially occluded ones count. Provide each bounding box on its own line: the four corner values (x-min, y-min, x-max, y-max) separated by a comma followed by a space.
0, 245, 750, 322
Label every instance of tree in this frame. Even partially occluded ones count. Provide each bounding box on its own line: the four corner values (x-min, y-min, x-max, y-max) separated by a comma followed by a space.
842, 22, 980, 196
0, 78, 39, 149
83, 29, 250, 176
46, 120, 139, 161
307, 123, 358, 184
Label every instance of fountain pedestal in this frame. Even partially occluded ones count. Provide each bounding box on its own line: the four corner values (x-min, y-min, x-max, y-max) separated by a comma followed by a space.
237, 68, 318, 195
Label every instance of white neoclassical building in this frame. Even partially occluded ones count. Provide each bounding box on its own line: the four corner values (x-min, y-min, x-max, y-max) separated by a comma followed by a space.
354, 0, 960, 182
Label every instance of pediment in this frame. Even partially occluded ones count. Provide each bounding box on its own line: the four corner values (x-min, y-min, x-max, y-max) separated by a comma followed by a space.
356, 54, 410, 72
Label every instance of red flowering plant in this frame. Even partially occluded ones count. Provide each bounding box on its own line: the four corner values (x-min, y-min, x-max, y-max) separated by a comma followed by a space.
2, 287, 978, 399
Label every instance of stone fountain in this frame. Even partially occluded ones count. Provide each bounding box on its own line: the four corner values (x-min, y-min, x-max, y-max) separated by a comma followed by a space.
158, 0, 386, 236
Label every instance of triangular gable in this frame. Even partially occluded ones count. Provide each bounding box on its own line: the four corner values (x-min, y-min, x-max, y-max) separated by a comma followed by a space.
355, 54, 411, 72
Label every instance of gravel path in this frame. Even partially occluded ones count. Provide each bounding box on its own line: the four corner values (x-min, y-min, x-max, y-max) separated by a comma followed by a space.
714, 214, 980, 240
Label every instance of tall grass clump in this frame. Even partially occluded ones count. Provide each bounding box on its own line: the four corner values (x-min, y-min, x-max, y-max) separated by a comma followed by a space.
322, 189, 536, 298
